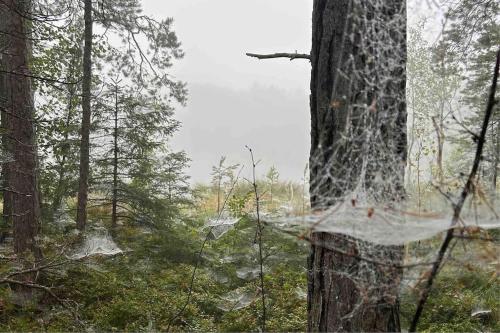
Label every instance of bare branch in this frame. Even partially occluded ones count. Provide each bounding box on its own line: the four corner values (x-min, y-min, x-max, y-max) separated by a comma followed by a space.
246, 145, 267, 332
0, 69, 80, 85
246, 52, 310, 61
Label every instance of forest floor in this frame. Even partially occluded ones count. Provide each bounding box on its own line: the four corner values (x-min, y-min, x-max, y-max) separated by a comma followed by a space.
0, 195, 499, 332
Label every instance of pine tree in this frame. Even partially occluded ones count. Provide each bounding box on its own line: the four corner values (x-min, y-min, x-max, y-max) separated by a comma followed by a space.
266, 166, 279, 205
92, 81, 188, 229
76, 0, 93, 231
73, 0, 187, 230
211, 157, 239, 214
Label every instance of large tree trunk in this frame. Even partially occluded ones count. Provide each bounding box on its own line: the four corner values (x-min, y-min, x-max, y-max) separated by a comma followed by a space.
0, 0, 41, 255
307, 0, 406, 331
0, 60, 12, 241
76, 0, 93, 231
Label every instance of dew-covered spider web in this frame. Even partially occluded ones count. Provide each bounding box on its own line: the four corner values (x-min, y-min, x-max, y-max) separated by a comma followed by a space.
266, 199, 500, 246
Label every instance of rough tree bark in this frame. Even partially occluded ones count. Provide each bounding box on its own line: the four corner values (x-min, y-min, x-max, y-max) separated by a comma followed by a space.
76, 0, 93, 231
0, 0, 41, 255
0, 54, 12, 240
307, 0, 406, 331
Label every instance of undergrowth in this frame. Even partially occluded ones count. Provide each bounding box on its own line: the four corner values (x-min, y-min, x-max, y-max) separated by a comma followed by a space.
0, 183, 498, 332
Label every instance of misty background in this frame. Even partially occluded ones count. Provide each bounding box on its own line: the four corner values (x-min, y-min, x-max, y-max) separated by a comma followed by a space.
142, 0, 441, 183
141, 0, 312, 183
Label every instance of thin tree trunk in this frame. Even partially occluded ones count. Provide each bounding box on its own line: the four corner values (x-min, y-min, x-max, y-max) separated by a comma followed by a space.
417, 143, 422, 212
269, 181, 273, 204
492, 121, 498, 195
52, 155, 67, 212
307, 0, 406, 331
407, 76, 416, 189
52, 88, 75, 214
52, 46, 80, 215
0, 0, 41, 256
216, 176, 221, 214
432, 116, 445, 185
111, 85, 119, 229
76, 0, 93, 231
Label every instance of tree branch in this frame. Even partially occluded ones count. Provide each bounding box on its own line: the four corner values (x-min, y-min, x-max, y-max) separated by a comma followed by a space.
0, 250, 85, 326
0, 69, 80, 85
246, 52, 310, 61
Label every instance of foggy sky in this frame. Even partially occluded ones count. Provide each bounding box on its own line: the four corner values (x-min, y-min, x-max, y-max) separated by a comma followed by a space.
142, 0, 313, 183
142, 0, 440, 184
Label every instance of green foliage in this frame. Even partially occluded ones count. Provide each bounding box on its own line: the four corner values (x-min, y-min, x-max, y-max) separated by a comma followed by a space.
407, 21, 462, 188
210, 156, 240, 214
0, 209, 308, 332
2, 170, 499, 332
65, 263, 219, 331
402, 267, 500, 332
442, 0, 500, 189
30, 0, 189, 227
92, 80, 190, 228
219, 267, 307, 332
227, 191, 252, 218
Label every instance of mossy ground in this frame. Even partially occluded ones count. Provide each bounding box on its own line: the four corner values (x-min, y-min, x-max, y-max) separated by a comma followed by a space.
0, 192, 498, 331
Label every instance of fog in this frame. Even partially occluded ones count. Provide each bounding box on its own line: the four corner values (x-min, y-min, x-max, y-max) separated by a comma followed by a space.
142, 0, 442, 183
142, 0, 312, 183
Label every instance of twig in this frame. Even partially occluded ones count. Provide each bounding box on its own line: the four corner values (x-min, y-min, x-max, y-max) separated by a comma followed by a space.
0, 250, 86, 326
409, 48, 500, 332
0, 277, 84, 326
246, 145, 266, 332
246, 52, 311, 61
0, 69, 80, 85
451, 113, 479, 141
0, 255, 16, 261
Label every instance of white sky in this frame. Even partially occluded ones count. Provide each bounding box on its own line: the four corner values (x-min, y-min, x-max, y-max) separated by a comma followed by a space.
142, 0, 312, 183
141, 0, 441, 184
